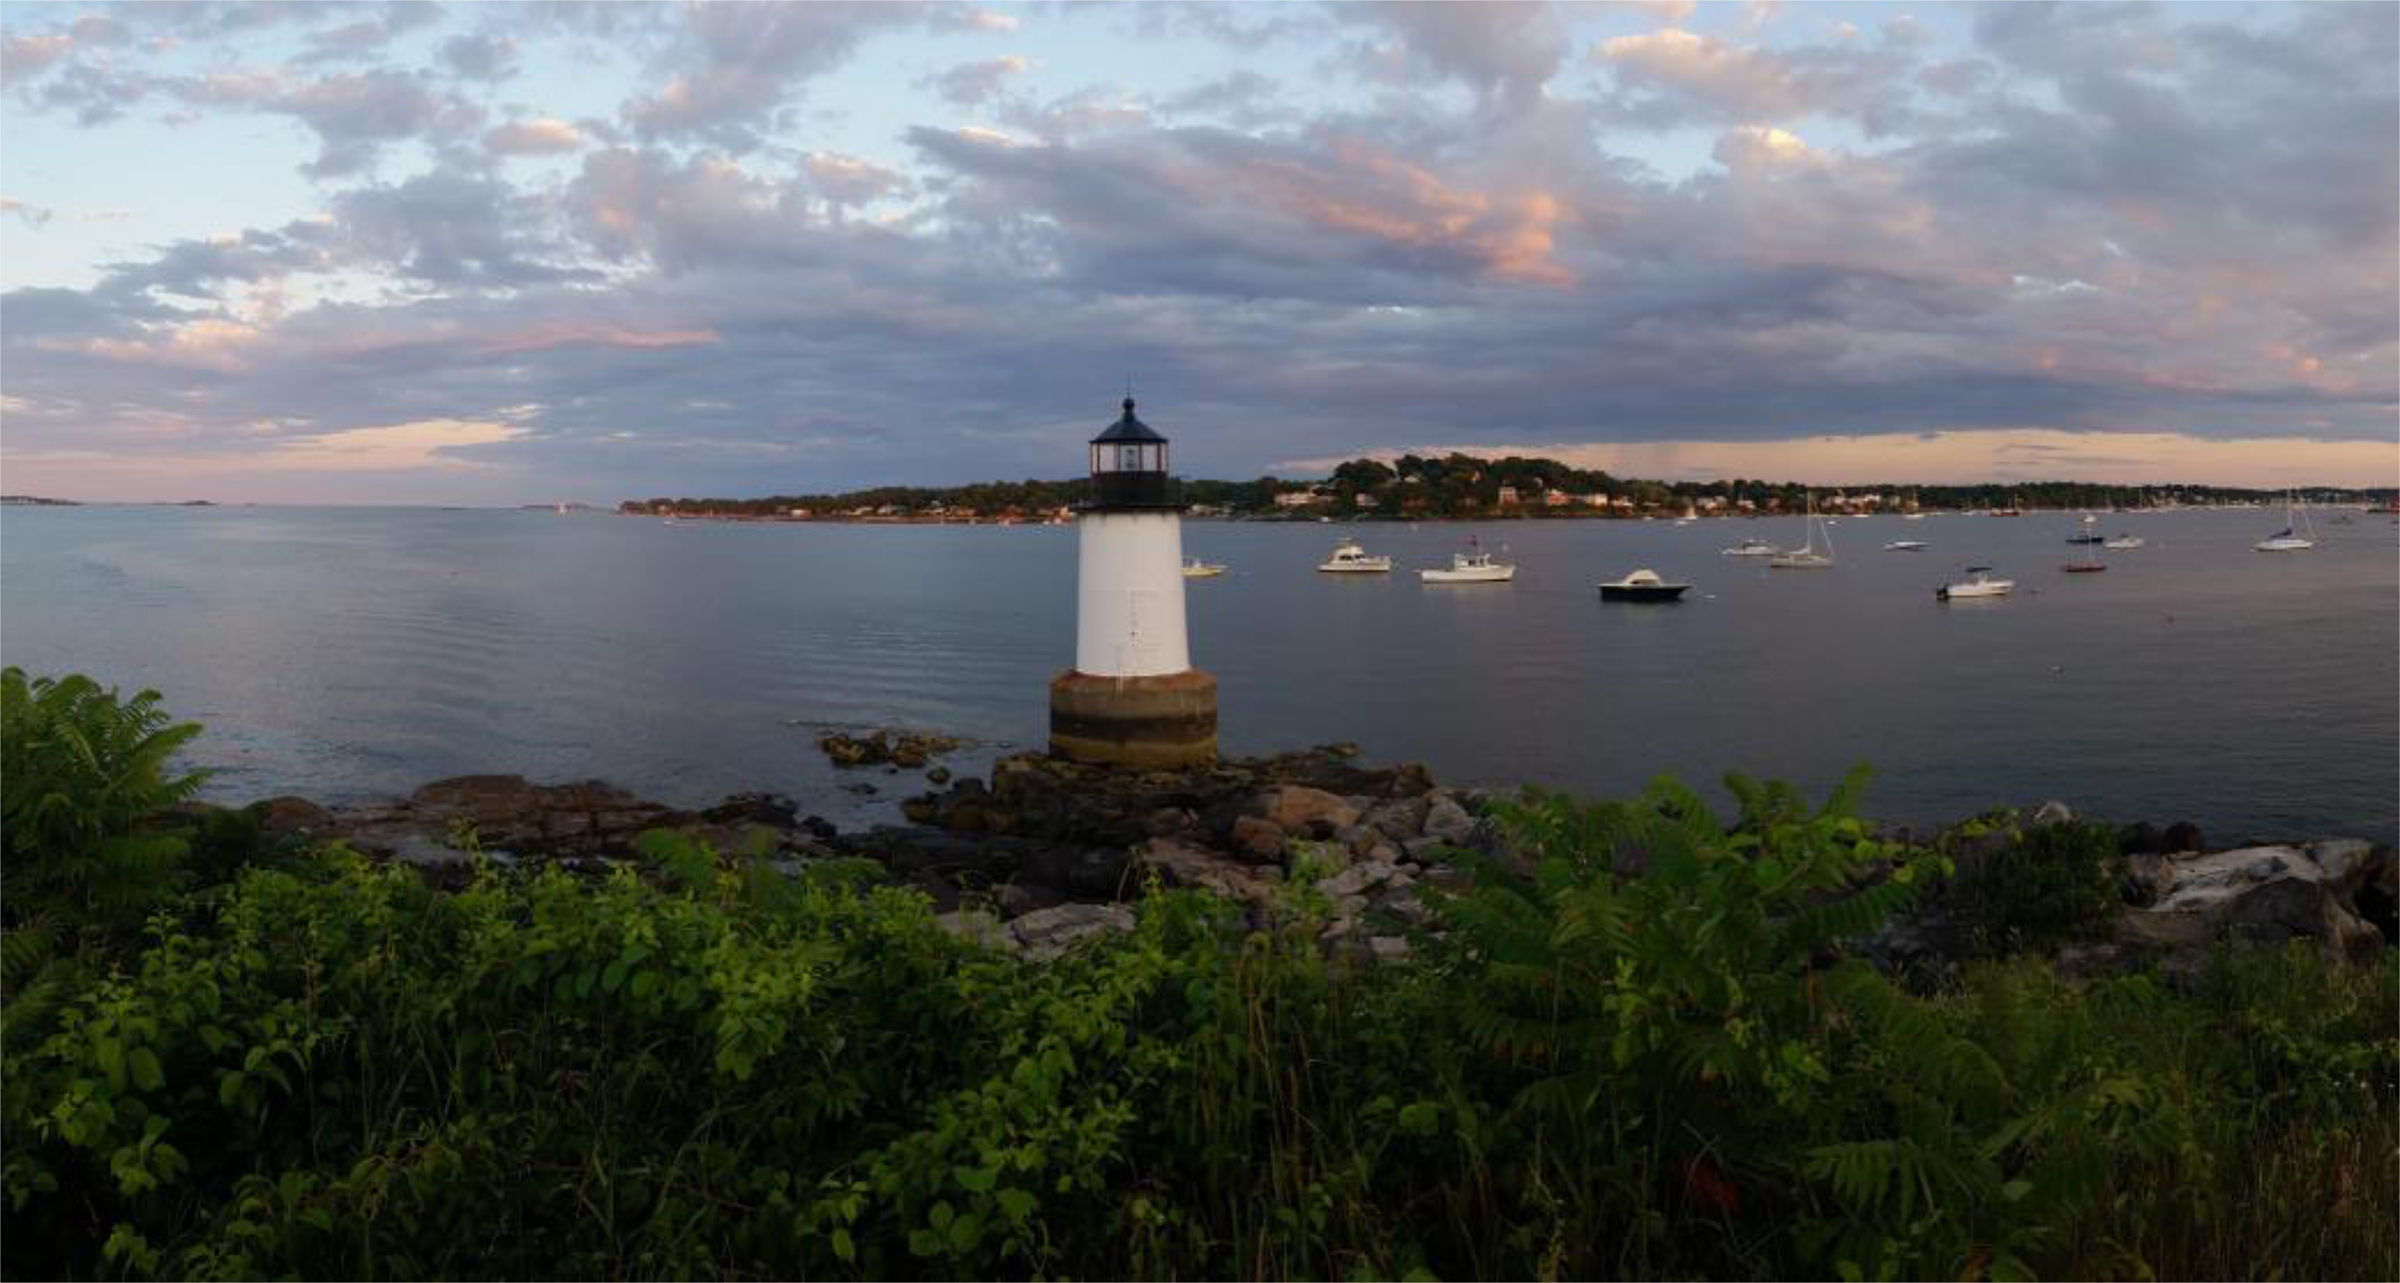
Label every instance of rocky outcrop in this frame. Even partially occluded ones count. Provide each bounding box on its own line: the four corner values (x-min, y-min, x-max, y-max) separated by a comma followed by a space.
2121, 841, 2392, 973
937, 903, 1136, 960
274, 775, 837, 871
819, 729, 965, 769
237, 751, 2390, 985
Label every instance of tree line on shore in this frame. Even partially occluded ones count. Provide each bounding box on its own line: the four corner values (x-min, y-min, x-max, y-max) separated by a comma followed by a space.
622, 453, 2395, 521
4, 667, 2394, 1281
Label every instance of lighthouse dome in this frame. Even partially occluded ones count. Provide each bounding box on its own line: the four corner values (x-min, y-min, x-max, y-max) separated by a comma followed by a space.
1086, 397, 1179, 509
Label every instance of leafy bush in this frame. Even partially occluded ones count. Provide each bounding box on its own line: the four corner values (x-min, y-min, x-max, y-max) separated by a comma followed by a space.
1943, 814, 2129, 955
1, 667, 206, 935
3, 675, 2392, 1281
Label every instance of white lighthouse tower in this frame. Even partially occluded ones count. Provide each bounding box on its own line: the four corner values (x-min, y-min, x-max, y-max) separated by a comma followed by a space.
1048, 398, 1217, 767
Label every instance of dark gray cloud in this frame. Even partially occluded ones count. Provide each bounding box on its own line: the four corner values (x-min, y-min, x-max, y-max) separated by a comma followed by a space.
436, 31, 518, 80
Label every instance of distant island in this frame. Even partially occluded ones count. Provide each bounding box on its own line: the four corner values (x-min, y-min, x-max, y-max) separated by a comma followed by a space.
623, 452, 2399, 524
0, 494, 80, 506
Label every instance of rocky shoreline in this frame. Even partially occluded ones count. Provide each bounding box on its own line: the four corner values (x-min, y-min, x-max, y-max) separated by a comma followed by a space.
238, 742, 2397, 976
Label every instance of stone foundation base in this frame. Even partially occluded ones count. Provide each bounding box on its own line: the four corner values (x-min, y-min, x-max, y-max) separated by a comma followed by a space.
1048, 669, 1218, 769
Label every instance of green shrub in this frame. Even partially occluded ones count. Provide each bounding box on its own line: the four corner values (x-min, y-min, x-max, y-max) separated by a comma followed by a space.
1946, 816, 2128, 955
1, 667, 206, 937
3, 676, 2392, 1282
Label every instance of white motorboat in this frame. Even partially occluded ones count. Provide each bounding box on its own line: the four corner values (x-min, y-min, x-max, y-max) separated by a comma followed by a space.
1597, 568, 1689, 601
1721, 538, 1780, 557
1936, 567, 2015, 600
1421, 541, 1515, 583
2103, 535, 2145, 550
1769, 493, 1835, 568
2254, 491, 2317, 551
1884, 540, 1929, 551
1181, 557, 1227, 578
1317, 540, 1393, 573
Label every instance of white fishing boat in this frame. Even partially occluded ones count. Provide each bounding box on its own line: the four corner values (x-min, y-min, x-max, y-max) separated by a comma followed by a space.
1721, 537, 1781, 557
1769, 493, 1835, 568
1936, 567, 2015, 600
2103, 535, 2145, 550
1884, 539, 1929, 551
1181, 556, 1227, 578
1316, 540, 1392, 573
2254, 491, 2317, 551
1420, 539, 1514, 583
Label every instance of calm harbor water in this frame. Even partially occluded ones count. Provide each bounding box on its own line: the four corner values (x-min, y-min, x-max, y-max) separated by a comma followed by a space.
3, 504, 2393, 841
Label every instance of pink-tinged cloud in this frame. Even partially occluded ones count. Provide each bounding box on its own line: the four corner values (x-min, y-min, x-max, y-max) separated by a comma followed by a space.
484, 117, 583, 155
1230, 137, 1574, 285
0, 32, 70, 81
477, 323, 720, 356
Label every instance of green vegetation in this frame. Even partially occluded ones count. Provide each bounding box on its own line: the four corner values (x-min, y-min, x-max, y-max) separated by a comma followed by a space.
1940, 811, 2132, 956
5, 671, 2394, 1281
625, 459, 2395, 523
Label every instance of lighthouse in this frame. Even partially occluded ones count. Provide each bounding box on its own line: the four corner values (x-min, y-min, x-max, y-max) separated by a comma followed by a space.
1048, 398, 1218, 768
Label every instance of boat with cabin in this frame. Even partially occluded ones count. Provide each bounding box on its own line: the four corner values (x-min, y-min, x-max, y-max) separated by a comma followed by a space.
1721, 537, 1780, 557
1316, 540, 1392, 573
1597, 569, 1689, 601
1937, 567, 2015, 600
1420, 539, 1515, 583
1181, 557, 1228, 579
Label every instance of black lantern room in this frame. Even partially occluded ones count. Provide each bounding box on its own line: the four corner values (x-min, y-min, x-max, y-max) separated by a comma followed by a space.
1085, 397, 1181, 510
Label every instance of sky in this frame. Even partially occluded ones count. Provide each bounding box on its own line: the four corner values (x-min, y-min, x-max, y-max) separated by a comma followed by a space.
1, 0, 2394, 504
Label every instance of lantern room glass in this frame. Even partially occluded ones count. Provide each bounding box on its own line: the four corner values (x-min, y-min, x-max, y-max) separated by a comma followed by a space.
1091, 440, 1167, 475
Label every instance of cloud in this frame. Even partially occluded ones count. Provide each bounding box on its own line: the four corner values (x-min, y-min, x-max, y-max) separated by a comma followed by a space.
622, 2, 930, 146
437, 32, 519, 81
1, 196, 53, 227
0, 0, 2389, 503
0, 33, 73, 81
1593, 26, 1910, 128
328, 170, 594, 287
922, 55, 1033, 107
275, 69, 485, 177
1336, 1, 1570, 114
484, 116, 584, 155
803, 151, 909, 206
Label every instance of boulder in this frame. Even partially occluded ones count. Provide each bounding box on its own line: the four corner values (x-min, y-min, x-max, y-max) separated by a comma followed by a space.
1232, 815, 1288, 861
2123, 843, 2388, 970
2116, 821, 2165, 857
1258, 785, 1359, 837
1422, 797, 1476, 844
254, 795, 330, 835
1139, 839, 1278, 907
2161, 820, 2204, 854
2030, 800, 2075, 827
1363, 796, 1431, 842
936, 909, 1014, 952
700, 792, 799, 829
1337, 824, 1383, 857
1321, 859, 1397, 900
1008, 903, 1136, 960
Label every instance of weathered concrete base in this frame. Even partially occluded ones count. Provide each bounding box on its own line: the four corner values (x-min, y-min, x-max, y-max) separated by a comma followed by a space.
1048, 669, 1218, 768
